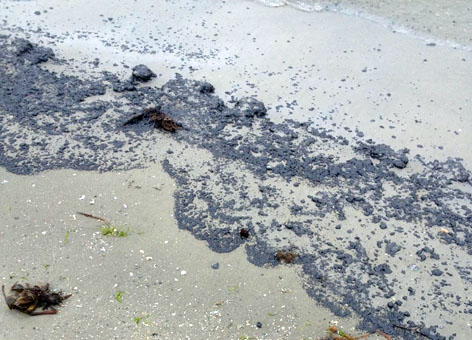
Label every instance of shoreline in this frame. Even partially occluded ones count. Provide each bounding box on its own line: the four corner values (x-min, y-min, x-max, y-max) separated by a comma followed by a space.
253, 0, 472, 51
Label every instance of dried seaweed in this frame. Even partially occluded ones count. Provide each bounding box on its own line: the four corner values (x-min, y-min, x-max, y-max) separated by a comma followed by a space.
239, 228, 249, 239
2, 282, 71, 316
123, 107, 180, 132
275, 250, 298, 263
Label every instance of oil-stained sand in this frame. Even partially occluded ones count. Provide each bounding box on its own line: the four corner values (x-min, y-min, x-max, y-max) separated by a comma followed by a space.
0, 0, 471, 339
0, 35, 470, 339
0, 166, 358, 340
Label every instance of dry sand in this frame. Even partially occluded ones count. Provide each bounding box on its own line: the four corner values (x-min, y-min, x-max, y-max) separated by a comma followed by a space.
0, 166, 360, 339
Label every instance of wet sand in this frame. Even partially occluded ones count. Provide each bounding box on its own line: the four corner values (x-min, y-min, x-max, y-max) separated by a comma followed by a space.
255, 0, 472, 48
0, 1, 471, 340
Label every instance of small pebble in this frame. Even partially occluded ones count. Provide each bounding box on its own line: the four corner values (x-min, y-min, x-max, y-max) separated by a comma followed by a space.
211, 263, 219, 270
256, 322, 262, 328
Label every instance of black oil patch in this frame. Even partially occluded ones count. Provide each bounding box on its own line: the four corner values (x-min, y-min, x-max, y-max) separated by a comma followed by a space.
1, 37, 471, 340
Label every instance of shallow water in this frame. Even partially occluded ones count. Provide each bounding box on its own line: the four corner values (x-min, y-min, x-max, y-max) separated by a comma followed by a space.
254, 0, 472, 49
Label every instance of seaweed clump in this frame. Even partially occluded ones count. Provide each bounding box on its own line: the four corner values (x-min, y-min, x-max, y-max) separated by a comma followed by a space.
2, 282, 71, 316
275, 250, 298, 264
123, 107, 181, 132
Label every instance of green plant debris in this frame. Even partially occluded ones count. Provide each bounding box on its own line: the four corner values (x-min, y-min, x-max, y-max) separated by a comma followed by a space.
267, 312, 278, 317
9, 275, 28, 281
115, 290, 125, 303
327, 325, 373, 340
133, 316, 144, 324
42, 264, 50, 270
228, 285, 239, 292
101, 225, 130, 237
77, 212, 131, 237
133, 314, 149, 325
64, 229, 70, 244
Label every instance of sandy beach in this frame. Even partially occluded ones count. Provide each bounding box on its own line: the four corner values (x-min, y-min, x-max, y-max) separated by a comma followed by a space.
0, 1, 471, 339
1, 166, 357, 340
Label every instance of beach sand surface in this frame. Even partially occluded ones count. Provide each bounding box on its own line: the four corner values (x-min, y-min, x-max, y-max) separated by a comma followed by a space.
0, 166, 361, 340
0, 0, 471, 339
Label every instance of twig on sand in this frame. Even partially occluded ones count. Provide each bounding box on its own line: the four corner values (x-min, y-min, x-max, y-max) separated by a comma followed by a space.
77, 211, 110, 226
122, 112, 145, 126
327, 326, 369, 340
325, 326, 393, 340
376, 330, 392, 340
